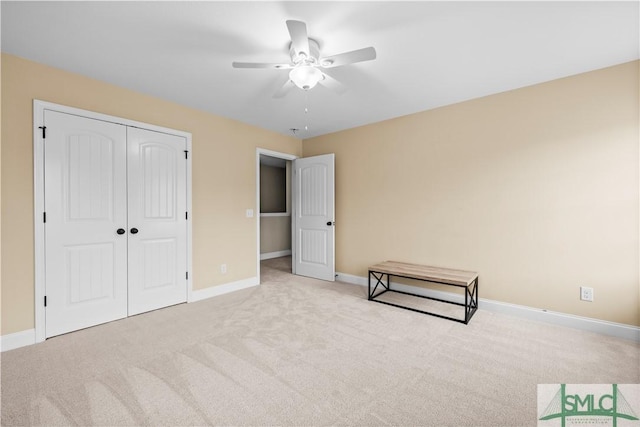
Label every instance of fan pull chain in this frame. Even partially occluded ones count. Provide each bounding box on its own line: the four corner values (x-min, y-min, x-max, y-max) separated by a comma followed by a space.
304, 91, 309, 132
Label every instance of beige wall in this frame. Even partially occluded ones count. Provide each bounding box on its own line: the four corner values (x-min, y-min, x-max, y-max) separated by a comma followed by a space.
304, 61, 640, 326
1, 54, 301, 335
260, 216, 291, 254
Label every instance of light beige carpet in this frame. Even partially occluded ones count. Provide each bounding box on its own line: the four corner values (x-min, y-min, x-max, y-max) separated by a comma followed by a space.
1, 256, 638, 426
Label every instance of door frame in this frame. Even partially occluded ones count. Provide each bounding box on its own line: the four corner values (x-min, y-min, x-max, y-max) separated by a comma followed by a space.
255, 148, 298, 282
33, 100, 193, 343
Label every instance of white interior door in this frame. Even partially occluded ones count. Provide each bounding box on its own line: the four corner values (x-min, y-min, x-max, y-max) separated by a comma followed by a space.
127, 127, 187, 315
44, 110, 128, 337
293, 153, 335, 281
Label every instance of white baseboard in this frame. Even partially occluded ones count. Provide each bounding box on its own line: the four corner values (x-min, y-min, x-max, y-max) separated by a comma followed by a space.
260, 250, 291, 260
336, 272, 640, 342
1, 328, 36, 352
189, 276, 259, 303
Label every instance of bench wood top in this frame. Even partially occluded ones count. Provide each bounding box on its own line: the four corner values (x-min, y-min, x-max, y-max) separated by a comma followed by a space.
369, 261, 478, 287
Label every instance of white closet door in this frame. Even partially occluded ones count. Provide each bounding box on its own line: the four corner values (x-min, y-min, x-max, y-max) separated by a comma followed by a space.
293, 154, 335, 281
127, 127, 187, 315
44, 110, 128, 338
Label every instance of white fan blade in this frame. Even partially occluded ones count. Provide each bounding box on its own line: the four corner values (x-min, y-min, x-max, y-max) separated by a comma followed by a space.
318, 72, 347, 95
273, 79, 295, 98
232, 62, 292, 69
286, 20, 310, 57
320, 47, 376, 68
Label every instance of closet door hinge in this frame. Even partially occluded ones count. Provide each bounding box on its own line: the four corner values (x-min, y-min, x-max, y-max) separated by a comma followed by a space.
185, 211, 188, 220
44, 296, 47, 307
39, 126, 46, 139
186, 272, 189, 280
43, 212, 47, 223
184, 150, 189, 160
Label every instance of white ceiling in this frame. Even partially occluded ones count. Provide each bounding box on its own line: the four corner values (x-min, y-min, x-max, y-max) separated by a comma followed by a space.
2, 1, 638, 139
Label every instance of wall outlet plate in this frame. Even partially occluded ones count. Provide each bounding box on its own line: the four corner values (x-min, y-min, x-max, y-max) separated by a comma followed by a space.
580, 286, 593, 302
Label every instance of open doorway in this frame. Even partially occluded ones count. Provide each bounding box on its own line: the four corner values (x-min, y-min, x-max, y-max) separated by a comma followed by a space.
256, 149, 297, 282
256, 148, 336, 284
259, 155, 291, 263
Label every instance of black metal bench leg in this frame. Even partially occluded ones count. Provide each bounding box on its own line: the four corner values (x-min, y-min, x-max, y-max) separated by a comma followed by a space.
369, 272, 389, 300
465, 282, 469, 324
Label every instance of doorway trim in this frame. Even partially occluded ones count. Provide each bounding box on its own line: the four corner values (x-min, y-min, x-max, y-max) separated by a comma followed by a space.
256, 148, 298, 282
33, 100, 193, 343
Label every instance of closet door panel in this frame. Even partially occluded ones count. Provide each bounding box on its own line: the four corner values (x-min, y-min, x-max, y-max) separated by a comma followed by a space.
127, 127, 187, 315
44, 110, 128, 338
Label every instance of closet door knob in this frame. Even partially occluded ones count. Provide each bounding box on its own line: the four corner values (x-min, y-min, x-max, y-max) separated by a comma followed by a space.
116, 228, 125, 235
130, 228, 139, 234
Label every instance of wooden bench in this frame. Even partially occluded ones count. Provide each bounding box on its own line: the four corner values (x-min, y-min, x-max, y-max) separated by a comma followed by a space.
368, 261, 478, 324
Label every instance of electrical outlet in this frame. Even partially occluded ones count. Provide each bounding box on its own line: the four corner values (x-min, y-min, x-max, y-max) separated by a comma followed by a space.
580, 286, 593, 302
221, 264, 227, 274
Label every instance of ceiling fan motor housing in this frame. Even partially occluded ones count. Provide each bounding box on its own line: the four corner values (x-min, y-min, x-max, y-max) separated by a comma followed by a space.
290, 38, 321, 65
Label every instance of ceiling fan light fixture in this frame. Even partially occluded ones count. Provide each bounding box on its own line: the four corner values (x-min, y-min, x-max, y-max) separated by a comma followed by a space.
289, 65, 323, 90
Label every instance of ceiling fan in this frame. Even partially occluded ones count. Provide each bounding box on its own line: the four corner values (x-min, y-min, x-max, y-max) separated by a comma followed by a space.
232, 20, 376, 97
